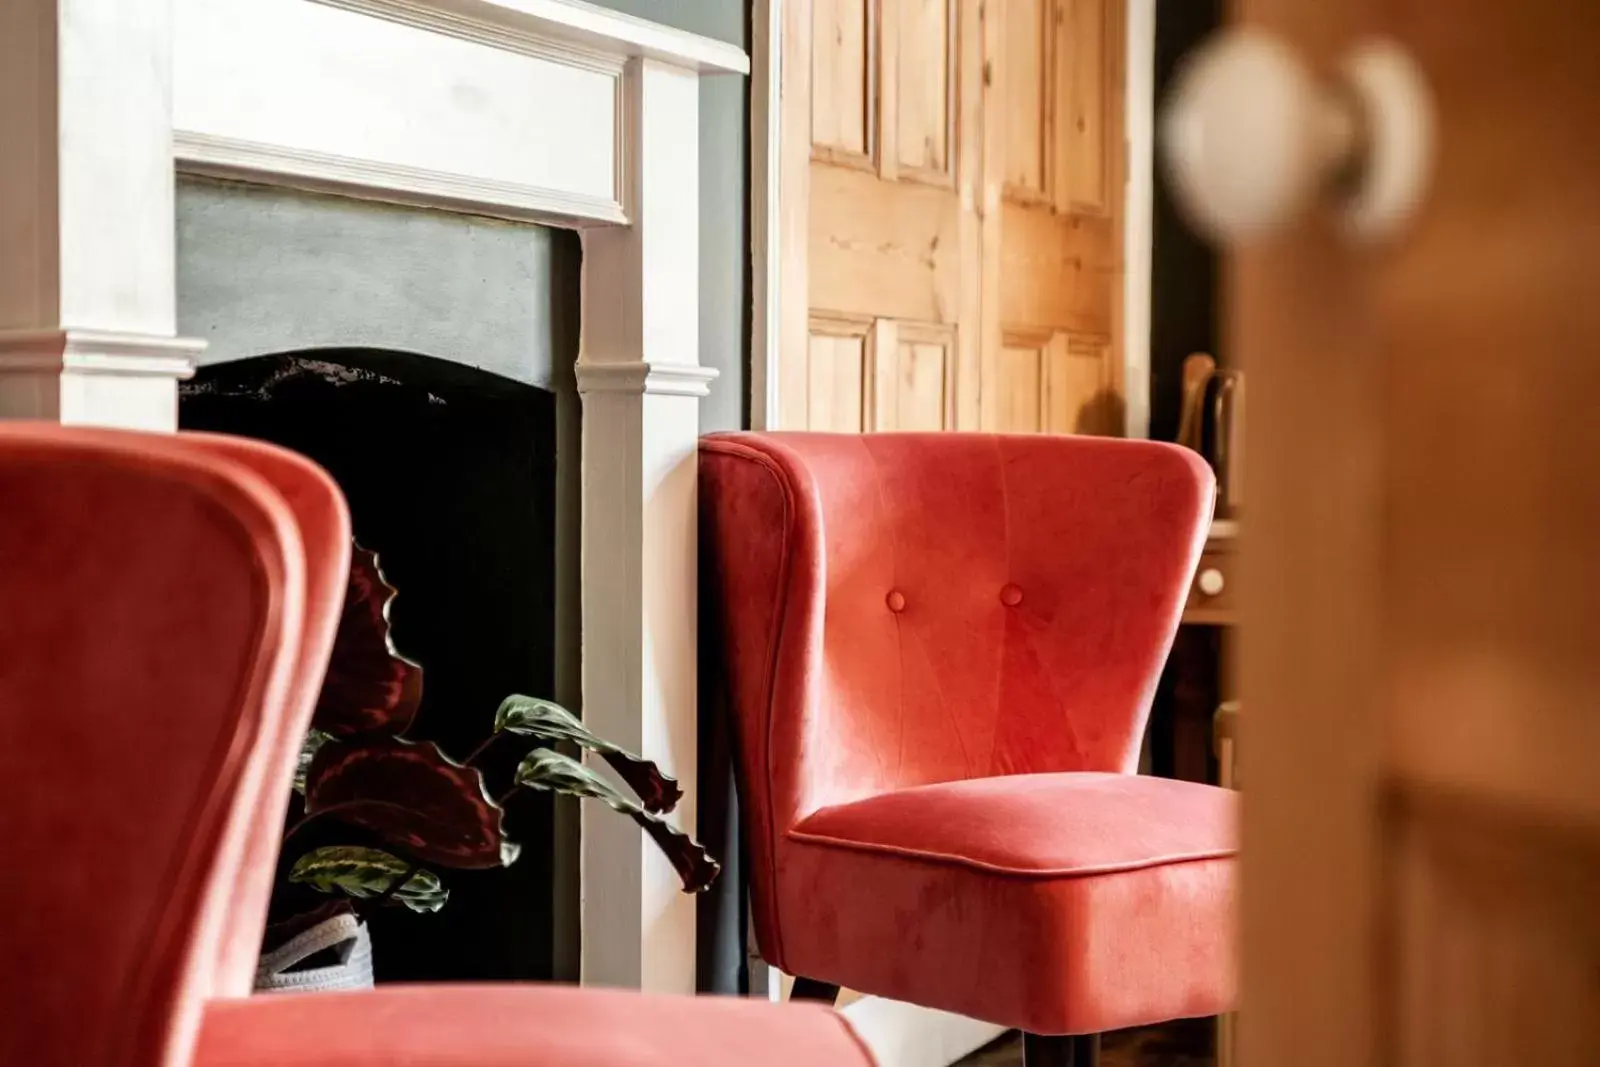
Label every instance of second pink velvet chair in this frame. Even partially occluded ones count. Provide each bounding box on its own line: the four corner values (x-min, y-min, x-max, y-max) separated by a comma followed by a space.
700, 432, 1239, 1065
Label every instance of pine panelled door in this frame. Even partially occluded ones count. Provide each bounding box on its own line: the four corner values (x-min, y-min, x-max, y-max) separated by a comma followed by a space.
778, 0, 1127, 436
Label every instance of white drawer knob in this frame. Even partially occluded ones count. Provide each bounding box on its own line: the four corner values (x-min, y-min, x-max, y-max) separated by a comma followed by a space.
1197, 567, 1226, 598
1160, 31, 1434, 242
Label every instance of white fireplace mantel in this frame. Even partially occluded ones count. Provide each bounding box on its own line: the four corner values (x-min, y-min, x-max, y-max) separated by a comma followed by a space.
0, 0, 746, 994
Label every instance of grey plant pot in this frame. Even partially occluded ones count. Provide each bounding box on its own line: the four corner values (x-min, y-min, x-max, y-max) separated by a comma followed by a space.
254, 912, 374, 994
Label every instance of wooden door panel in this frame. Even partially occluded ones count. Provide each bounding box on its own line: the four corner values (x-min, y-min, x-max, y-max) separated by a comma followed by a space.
784, 0, 1121, 437
874, 320, 954, 430
1057, 0, 1110, 213
996, 331, 1111, 434
998, 203, 1117, 335
811, 0, 872, 161
808, 165, 961, 324
804, 318, 872, 432
990, 0, 1123, 433
1002, 0, 1050, 199
799, 0, 978, 433
889, 0, 955, 179
996, 339, 1045, 432
1046, 335, 1112, 434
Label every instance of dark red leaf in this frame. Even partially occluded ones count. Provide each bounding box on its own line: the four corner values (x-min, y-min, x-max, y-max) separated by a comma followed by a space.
313, 545, 423, 738
305, 737, 516, 870
635, 816, 722, 894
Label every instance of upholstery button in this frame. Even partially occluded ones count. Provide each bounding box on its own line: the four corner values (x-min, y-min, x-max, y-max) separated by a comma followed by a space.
885, 589, 907, 613
1000, 583, 1023, 607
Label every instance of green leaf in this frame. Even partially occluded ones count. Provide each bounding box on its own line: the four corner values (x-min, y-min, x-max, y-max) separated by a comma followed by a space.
494, 695, 683, 813
515, 750, 720, 893
292, 728, 333, 795
288, 845, 448, 914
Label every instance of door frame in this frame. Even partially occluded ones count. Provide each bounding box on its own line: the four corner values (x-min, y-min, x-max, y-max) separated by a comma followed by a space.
749, 0, 1156, 438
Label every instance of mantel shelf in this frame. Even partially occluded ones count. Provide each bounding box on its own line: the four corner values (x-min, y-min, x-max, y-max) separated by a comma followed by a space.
342, 0, 751, 74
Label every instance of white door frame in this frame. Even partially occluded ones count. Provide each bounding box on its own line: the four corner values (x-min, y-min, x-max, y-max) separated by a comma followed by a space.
749, 0, 1156, 439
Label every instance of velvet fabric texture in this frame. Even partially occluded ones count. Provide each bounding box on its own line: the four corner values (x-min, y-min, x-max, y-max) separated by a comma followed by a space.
0, 424, 873, 1067
700, 432, 1238, 1034
196, 984, 872, 1066
0, 424, 317, 1067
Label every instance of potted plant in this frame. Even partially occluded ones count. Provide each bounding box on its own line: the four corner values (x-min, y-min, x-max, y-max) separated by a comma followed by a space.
255, 546, 718, 993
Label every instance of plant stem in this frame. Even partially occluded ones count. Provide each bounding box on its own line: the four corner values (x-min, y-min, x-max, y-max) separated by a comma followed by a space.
462, 732, 504, 767
495, 784, 521, 806
373, 862, 420, 907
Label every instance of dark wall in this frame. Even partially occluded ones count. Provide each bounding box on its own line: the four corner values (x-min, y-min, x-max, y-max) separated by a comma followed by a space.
1149, 0, 1223, 442
181, 352, 559, 983
1147, 1, 1225, 785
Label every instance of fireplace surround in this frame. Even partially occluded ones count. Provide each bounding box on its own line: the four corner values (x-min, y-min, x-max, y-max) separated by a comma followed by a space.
0, 0, 747, 995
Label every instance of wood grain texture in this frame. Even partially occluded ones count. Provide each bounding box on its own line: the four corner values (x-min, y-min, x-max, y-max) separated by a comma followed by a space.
991, 0, 1122, 433
805, 324, 870, 431
1238, 1, 1600, 1066
873, 320, 952, 430
892, 0, 953, 178
784, 0, 1123, 438
806, 315, 870, 431
1044, 334, 1110, 434
1390, 793, 1600, 1067
810, 0, 871, 157
996, 340, 1044, 432
807, 163, 962, 325
999, 202, 1117, 335
1055, 0, 1109, 213
1002, 0, 1050, 199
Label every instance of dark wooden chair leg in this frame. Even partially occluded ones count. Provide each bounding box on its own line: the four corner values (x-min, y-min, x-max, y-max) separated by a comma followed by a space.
789, 976, 841, 1004
1022, 1032, 1100, 1067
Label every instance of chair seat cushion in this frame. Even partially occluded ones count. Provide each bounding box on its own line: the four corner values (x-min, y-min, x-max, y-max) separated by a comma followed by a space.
778, 773, 1238, 1035
196, 984, 876, 1066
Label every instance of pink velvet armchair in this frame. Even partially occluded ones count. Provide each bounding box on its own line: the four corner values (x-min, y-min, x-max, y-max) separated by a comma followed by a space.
0, 423, 873, 1067
700, 433, 1239, 1065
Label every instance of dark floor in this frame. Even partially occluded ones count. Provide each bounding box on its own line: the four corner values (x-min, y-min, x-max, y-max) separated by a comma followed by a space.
956, 1019, 1215, 1067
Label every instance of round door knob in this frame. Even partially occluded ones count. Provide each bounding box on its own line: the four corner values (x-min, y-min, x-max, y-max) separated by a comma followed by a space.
1197, 567, 1226, 597
1161, 31, 1434, 242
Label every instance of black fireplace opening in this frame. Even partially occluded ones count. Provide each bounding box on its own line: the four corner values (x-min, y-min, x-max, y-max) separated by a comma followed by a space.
181, 347, 559, 983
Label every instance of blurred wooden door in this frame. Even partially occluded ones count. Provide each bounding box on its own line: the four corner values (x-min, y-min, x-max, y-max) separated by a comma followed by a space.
777, 0, 1125, 435
1232, 3, 1600, 1066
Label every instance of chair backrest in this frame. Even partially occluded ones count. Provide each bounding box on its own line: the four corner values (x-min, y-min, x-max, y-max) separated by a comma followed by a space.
0, 425, 343, 1067
178, 434, 351, 997
700, 432, 1211, 864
